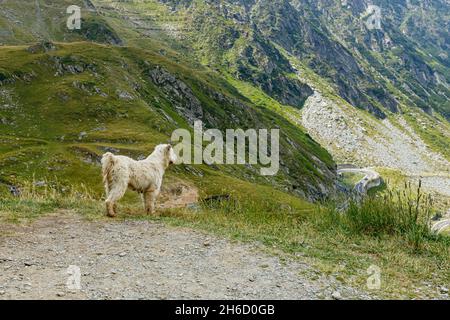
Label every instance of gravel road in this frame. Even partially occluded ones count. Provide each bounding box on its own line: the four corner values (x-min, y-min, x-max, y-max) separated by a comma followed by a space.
0, 211, 373, 300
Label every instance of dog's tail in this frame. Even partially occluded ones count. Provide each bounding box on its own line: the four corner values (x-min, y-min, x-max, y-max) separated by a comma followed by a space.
101, 152, 115, 194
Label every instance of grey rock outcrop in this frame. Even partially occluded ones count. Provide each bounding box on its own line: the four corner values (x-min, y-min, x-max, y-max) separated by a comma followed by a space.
148, 66, 203, 124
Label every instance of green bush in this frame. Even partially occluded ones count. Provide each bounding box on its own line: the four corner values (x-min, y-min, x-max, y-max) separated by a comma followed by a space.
318, 181, 444, 251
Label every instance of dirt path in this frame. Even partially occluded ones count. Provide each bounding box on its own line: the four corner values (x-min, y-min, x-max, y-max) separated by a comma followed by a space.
0, 212, 373, 300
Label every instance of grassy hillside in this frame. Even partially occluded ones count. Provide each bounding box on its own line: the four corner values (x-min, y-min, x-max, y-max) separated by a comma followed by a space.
0, 41, 336, 200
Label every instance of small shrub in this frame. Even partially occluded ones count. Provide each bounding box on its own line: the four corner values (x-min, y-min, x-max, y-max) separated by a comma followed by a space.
319, 180, 440, 251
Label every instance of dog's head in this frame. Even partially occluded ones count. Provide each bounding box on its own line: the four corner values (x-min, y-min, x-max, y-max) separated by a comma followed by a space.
162, 144, 177, 166
153, 144, 177, 167
167, 144, 177, 165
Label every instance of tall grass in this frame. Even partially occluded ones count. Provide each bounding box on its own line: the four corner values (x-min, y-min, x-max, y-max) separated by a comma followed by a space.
317, 180, 441, 251
0, 179, 101, 222
17, 179, 97, 202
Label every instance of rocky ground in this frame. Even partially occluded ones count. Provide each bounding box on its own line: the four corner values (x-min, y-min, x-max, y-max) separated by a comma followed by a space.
0, 212, 373, 300
299, 89, 450, 234
419, 176, 450, 197
301, 92, 449, 176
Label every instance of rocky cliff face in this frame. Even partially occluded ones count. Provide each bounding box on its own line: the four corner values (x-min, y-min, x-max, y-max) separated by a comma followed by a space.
148, 66, 204, 124
296, 0, 450, 118
1, 0, 447, 120
184, 2, 315, 108
250, 0, 396, 118
300, 90, 449, 175
148, 0, 448, 120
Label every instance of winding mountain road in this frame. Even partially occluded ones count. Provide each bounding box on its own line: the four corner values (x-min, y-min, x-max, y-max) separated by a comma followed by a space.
431, 209, 450, 235
337, 167, 381, 195
431, 219, 450, 234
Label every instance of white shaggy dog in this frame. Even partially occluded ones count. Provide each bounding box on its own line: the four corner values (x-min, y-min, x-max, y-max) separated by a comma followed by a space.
101, 144, 177, 217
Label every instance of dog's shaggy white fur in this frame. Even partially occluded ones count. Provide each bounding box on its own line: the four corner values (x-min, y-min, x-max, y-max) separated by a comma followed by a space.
101, 144, 177, 217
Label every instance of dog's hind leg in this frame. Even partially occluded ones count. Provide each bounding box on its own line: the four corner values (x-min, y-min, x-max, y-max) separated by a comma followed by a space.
144, 189, 160, 215
105, 182, 127, 217
140, 193, 145, 210
104, 182, 110, 197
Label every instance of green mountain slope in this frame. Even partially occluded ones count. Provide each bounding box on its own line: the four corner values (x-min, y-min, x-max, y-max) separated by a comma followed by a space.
0, 40, 335, 200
